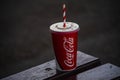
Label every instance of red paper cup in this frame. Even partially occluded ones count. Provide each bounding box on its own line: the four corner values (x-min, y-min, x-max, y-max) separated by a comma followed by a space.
50, 22, 79, 71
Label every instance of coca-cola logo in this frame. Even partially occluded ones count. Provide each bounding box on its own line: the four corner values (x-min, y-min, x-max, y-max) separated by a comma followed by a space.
63, 37, 74, 67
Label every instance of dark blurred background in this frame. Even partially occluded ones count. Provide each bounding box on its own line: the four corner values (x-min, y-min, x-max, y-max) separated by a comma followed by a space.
0, 0, 120, 79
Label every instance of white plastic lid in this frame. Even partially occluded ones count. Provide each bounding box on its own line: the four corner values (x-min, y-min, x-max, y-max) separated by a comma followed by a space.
50, 22, 79, 32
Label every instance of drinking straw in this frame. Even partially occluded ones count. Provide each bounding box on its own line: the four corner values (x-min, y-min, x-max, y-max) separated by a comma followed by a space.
63, 4, 66, 28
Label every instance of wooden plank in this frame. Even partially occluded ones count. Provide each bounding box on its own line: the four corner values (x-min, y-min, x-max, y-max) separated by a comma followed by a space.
1, 51, 101, 80
45, 51, 101, 80
63, 63, 120, 80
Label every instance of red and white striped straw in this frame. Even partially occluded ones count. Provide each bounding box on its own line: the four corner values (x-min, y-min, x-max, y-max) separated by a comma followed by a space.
63, 4, 66, 28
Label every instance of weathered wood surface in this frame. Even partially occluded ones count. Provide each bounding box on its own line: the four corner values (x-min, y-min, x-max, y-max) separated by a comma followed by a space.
64, 63, 120, 80
46, 51, 100, 80
1, 51, 100, 80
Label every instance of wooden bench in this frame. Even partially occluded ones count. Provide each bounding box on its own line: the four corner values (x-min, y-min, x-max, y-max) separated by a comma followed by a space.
1, 51, 120, 80
1, 51, 100, 80
55, 63, 120, 80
